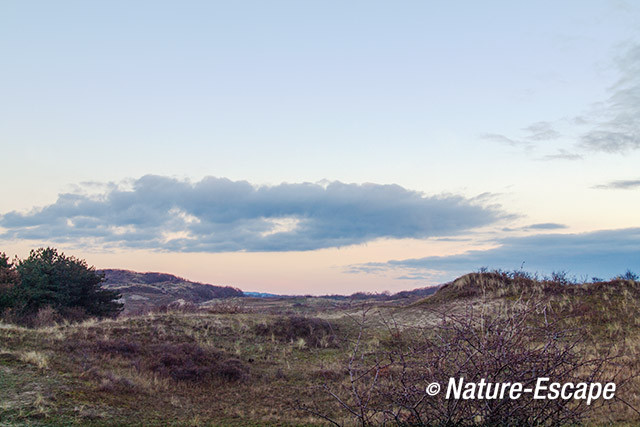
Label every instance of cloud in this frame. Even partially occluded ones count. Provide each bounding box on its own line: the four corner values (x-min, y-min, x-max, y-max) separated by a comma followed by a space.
592, 179, 640, 190
580, 45, 640, 153
482, 121, 562, 148
483, 44, 640, 158
395, 274, 438, 281
537, 149, 582, 161
523, 122, 562, 141
481, 121, 563, 150
481, 133, 527, 147
526, 223, 567, 230
348, 228, 640, 282
0, 175, 507, 252
502, 223, 567, 232
581, 130, 640, 153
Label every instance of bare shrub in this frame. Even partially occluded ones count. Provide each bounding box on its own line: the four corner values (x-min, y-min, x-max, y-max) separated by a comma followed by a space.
32, 306, 61, 327
59, 306, 89, 323
140, 300, 251, 315
96, 371, 137, 393
6, 304, 91, 327
166, 300, 200, 313
548, 270, 576, 285
204, 301, 252, 314
254, 315, 339, 348
306, 303, 629, 426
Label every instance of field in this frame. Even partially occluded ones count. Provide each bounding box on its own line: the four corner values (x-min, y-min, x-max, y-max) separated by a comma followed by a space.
1, 272, 639, 426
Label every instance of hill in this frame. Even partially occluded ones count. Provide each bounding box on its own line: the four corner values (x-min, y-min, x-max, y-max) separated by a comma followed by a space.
1, 271, 639, 425
99, 269, 244, 314
416, 271, 640, 308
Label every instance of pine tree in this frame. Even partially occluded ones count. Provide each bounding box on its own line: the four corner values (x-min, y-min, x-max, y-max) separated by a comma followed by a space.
0, 252, 20, 312
15, 247, 122, 319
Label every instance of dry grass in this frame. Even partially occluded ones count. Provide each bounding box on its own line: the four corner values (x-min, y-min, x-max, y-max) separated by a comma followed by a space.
17, 350, 49, 369
0, 275, 639, 425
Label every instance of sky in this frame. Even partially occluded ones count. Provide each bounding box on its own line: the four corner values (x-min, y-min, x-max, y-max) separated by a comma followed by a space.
1, 1, 639, 294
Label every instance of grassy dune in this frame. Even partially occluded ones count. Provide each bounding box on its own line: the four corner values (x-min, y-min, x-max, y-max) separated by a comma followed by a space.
1, 273, 639, 425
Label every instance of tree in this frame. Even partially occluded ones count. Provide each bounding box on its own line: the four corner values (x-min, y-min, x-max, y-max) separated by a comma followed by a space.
14, 247, 122, 319
0, 252, 20, 312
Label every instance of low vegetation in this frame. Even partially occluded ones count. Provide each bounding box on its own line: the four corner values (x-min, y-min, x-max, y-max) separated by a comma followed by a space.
254, 315, 340, 349
1, 252, 639, 425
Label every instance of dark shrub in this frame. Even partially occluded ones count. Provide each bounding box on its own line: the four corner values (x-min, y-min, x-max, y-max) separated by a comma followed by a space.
96, 339, 141, 357
254, 315, 339, 348
618, 270, 639, 281
147, 343, 247, 383
217, 358, 249, 382
149, 343, 218, 382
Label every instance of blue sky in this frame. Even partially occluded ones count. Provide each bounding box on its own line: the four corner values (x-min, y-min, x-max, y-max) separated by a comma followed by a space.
1, 1, 639, 293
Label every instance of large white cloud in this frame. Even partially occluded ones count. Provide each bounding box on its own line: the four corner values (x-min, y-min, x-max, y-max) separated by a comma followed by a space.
0, 175, 506, 252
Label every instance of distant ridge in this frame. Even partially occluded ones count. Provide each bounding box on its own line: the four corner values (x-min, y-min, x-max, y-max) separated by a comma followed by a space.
98, 268, 443, 313
99, 269, 243, 314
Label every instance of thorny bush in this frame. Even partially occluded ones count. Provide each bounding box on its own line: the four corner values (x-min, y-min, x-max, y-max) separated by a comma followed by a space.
302, 302, 632, 426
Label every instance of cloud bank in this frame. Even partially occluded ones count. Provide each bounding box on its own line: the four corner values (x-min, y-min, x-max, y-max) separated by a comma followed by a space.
580, 45, 640, 153
0, 175, 505, 252
483, 43, 640, 159
592, 179, 640, 190
349, 228, 640, 281
481, 121, 563, 151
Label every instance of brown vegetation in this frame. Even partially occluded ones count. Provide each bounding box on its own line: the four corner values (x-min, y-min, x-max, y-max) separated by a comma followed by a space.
0, 272, 639, 425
